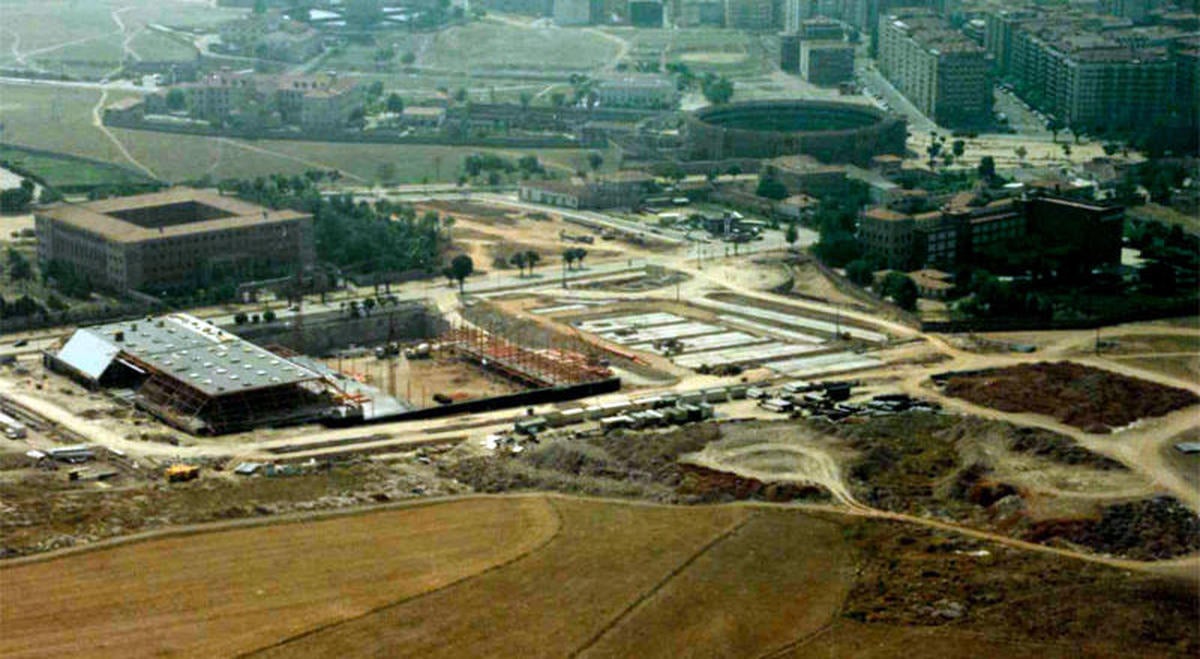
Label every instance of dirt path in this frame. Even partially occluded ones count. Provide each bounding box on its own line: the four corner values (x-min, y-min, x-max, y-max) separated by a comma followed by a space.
214, 137, 368, 183
91, 88, 159, 179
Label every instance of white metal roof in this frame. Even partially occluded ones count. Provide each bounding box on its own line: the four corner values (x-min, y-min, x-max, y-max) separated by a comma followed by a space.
54, 313, 320, 396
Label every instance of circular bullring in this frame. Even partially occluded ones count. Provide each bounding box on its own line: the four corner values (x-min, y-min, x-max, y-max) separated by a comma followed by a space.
685, 100, 907, 165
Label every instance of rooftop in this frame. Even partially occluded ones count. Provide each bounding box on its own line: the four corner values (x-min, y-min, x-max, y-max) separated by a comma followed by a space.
38, 188, 309, 244
863, 207, 911, 222
55, 313, 320, 397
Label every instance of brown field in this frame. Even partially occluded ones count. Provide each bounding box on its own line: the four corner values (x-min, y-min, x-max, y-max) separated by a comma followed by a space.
256, 499, 751, 657
0, 498, 558, 658
581, 510, 849, 658
3, 496, 1196, 658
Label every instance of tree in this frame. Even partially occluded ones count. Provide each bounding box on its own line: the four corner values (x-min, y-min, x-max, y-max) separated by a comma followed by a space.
450, 254, 474, 293
1014, 145, 1028, 162
401, 51, 416, 66
700, 74, 734, 105
587, 152, 604, 173
6, 248, 32, 282
562, 248, 577, 270
784, 221, 798, 248
705, 169, 719, 186
951, 139, 965, 158
0, 182, 34, 213
1102, 142, 1120, 157
525, 250, 541, 275
518, 91, 532, 109
166, 88, 186, 111
726, 163, 742, 177
550, 91, 566, 108
234, 312, 248, 325
509, 251, 527, 275
453, 87, 468, 104
845, 259, 875, 287
366, 80, 384, 101
1048, 117, 1064, 143
385, 93, 404, 114
253, 0, 267, 14
881, 272, 918, 311
977, 155, 996, 182
262, 309, 276, 323
756, 176, 788, 200
1060, 142, 1072, 160
574, 247, 587, 269
926, 141, 942, 167
518, 155, 543, 175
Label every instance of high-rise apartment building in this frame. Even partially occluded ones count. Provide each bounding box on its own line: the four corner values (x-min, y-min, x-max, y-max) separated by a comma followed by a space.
877, 8, 992, 127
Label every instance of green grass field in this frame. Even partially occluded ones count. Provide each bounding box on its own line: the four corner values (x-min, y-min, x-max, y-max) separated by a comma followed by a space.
0, 145, 152, 189
621, 27, 768, 77
0, 0, 242, 76
1, 82, 614, 184
0, 83, 137, 161
127, 29, 197, 62
425, 21, 620, 73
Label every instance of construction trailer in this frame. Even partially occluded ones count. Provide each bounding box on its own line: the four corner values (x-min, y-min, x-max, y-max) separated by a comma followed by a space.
47, 314, 345, 435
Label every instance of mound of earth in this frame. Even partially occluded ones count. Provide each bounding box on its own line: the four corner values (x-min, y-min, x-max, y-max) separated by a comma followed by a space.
676, 464, 831, 503
1026, 496, 1200, 561
939, 361, 1199, 432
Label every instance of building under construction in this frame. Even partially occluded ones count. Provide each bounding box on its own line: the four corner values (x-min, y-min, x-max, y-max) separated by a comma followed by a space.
47, 314, 347, 434
440, 323, 613, 388
46, 313, 621, 434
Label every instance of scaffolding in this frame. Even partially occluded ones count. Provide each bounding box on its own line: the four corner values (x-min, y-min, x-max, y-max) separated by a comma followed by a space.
440, 322, 612, 389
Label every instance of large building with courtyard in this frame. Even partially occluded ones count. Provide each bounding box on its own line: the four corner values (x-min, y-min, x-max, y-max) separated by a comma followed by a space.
36, 189, 315, 293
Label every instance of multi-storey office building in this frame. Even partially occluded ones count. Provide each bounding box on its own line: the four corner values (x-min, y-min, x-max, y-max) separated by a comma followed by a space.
36, 189, 314, 293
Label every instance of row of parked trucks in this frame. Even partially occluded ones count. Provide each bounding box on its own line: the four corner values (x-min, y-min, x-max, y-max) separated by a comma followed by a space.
514, 384, 751, 436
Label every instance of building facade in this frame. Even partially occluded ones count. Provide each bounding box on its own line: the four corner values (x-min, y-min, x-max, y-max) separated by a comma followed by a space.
878, 8, 992, 127
800, 41, 855, 85
36, 189, 315, 292
857, 192, 1123, 272
595, 74, 680, 109
986, 8, 1183, 131
726, 0, 775, 30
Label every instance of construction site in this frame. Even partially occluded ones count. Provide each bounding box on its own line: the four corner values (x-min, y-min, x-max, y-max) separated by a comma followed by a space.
41, 312, 618, 436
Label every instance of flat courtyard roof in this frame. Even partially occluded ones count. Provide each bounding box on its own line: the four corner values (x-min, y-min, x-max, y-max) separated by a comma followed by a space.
38, 188, 309, 244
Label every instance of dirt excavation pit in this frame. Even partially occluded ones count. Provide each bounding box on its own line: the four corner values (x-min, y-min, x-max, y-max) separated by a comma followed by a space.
679, 422, 858, 503
936, 361, 1200, 433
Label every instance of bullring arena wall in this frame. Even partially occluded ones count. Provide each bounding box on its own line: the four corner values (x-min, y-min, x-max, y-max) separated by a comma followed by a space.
685, 100, 907, 166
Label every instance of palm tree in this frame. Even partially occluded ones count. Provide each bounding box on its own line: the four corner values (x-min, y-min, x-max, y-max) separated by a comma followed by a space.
510, 252, 527, 276
525, 250, 541, 276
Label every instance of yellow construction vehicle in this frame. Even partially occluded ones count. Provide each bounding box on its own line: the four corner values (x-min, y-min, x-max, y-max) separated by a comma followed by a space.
165, 464, 200, 483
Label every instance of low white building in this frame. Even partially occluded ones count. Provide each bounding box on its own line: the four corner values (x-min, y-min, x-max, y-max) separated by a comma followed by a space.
595, 74, 680, 109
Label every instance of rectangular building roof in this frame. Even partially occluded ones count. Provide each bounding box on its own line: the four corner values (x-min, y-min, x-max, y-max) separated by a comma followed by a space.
55, 313, 320, 397
38, 188, 309, 244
